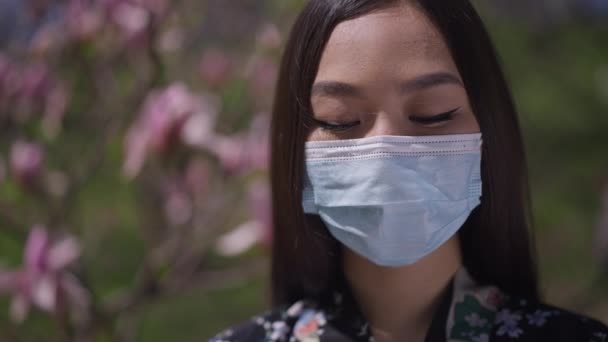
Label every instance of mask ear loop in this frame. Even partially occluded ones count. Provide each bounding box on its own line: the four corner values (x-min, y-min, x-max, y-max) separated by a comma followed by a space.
467, 151, 483, 210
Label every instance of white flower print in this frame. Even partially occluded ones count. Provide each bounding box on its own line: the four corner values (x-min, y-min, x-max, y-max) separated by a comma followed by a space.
294, 309, 327, 342
357, 322, 369, 337
495, 309, 523, 338
287, 301, 305, 317
269, 321, 289, 341
495, 309, 522, 326
465, 313, 488, 328
255, 316, 265, 325
472, 333, 490, 342
526, 310, 552, 327
209, 328, 233, 342
496, 321, 524, 338
593, 331, 608, 342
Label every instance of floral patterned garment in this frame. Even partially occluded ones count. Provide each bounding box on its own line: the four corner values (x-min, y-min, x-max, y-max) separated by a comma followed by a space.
210, 268, 608, 342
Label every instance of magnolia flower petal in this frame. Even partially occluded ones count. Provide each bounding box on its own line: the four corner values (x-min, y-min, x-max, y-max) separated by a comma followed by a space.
164, 83, 195, 118
113, 2, 149, 36
215, 221, 263, 257
60, 273, 90, 309
211, 136, 246, 174
256, 23, 281, 50
31, 275, 57, 312
10, 141, 45, 186
164, 188, 193, 226
48, 236, 81, 271
10, 294, 30, 324
123, 125, 150, 179
24, 226, 49, 273
66, 0, 104, 40
0, 270, 19, 294
180, 112, 216, 148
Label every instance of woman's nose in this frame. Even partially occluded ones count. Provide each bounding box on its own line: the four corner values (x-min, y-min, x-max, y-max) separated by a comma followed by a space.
366, 111, 411, 137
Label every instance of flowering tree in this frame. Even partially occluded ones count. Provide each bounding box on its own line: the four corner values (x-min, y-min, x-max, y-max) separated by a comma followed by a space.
0, 0, 286, 339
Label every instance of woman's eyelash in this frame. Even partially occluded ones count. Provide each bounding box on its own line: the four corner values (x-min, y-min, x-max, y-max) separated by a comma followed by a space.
313, 108, 459, 131
313, 119, 360, 131
410, 108, 459, 125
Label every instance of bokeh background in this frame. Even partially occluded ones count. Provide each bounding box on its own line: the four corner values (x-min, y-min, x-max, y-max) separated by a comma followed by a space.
0, 0, 607, 341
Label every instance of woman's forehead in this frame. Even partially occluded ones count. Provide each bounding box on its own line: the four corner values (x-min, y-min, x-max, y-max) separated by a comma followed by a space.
316, 4, 457, 84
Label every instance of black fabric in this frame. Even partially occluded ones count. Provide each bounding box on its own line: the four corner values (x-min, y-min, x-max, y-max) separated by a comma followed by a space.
209, 280, 608, 342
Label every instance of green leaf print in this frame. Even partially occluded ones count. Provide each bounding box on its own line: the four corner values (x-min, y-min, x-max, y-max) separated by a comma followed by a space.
450, 295, 496, 341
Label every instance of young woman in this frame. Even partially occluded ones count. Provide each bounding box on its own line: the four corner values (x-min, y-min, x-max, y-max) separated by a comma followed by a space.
211, 0, 608, 341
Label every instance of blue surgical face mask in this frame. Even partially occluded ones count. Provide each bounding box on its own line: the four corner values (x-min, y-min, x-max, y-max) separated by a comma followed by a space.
302, 133, 482, 267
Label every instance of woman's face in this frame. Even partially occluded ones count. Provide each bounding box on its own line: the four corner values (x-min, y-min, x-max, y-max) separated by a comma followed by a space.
308, 3, 481, 141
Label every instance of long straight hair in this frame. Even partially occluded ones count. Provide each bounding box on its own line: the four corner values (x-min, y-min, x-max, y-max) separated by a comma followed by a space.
270, 0, 539, 306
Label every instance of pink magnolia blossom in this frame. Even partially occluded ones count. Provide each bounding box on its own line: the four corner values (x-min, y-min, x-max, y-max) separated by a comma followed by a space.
179, 93, 219, 148
0, 226, 88, 323
162, 179, 193, 227
123, 83, 217, 179
2, 60, 69, 136
112, 2, 149, 37
209, 136, 247, 174
10, 141, 45, 188
256, 23, 282, 50
215, 221, 263, 257
209, 114, 269, 175
103, 0, 168, 39
198, 48, 233, 88
65, 0, 104, 41
14, 63, 52, 122
215, 180, 272, 256
163, 161, 209, 227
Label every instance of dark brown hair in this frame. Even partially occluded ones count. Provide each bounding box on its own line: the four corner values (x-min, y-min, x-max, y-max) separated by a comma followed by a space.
269, 0, 539, 306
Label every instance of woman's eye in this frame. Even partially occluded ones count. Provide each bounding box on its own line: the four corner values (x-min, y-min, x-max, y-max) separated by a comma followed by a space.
313, 119, 360, 132
409, 108, 459, 125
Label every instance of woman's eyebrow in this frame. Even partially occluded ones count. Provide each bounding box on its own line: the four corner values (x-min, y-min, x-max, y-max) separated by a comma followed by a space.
398, 72, 463, 93
311, 81, 361, 98
311, 72, 463, 98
